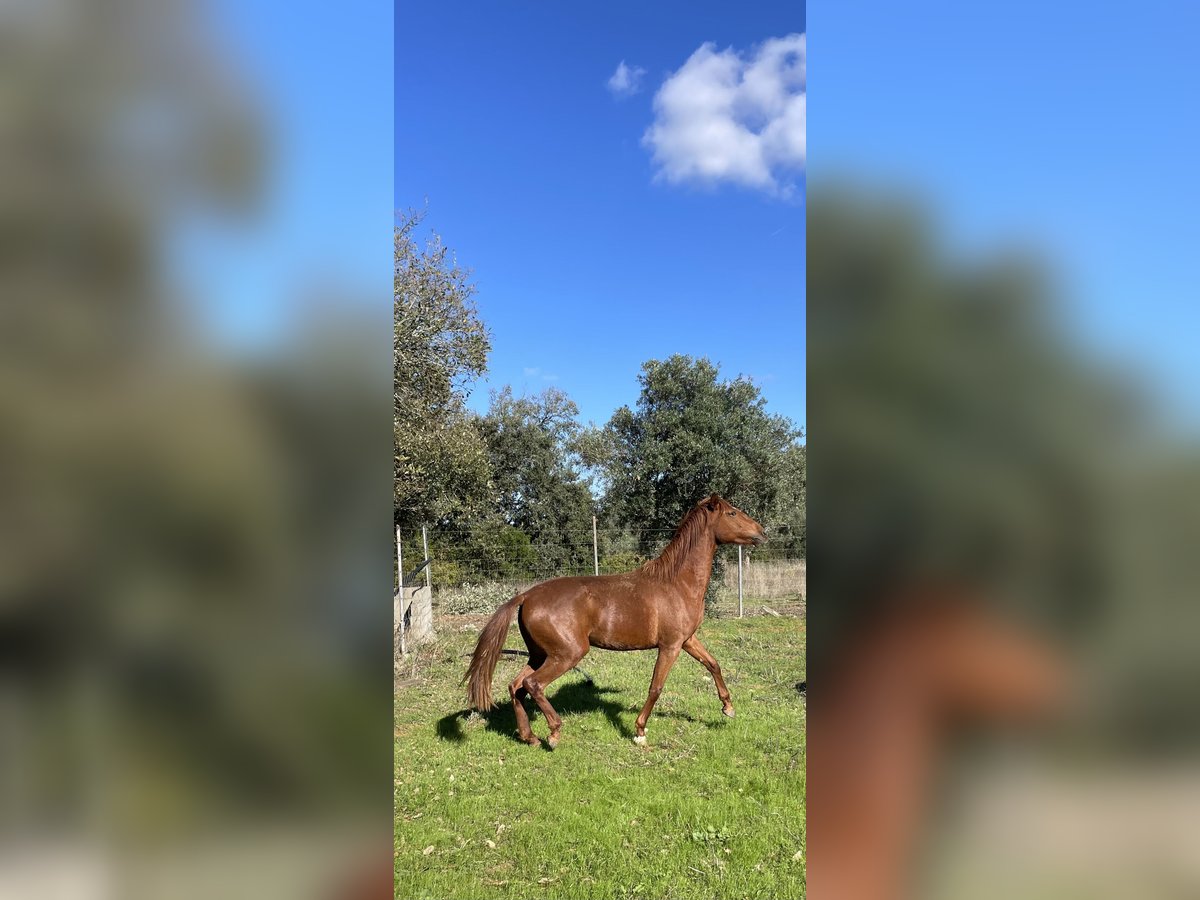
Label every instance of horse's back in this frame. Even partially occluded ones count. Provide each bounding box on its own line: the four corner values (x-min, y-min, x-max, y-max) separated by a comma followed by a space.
519, 572, 663, 651
518, 574, 589, 626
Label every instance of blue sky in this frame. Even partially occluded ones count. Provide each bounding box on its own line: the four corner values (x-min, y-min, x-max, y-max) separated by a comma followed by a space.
175, 1, 393, 350
395, 2, 806, 432
182, 1, 1200, 437
817, 0, 1200, 429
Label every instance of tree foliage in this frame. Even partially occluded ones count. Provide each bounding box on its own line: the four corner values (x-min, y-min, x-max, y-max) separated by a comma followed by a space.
763, 441, 807, 555
475, 386, 595, 571
394, 210, 492, 530
585, 355, 804, 553
393, 218, 806, 594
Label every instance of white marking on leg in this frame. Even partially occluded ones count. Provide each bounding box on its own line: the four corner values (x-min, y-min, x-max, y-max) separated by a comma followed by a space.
633, 735, 647, 745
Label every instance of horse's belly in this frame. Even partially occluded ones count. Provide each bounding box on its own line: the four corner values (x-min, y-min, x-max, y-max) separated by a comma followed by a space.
589, 633, 656, 651
589, 600, 658, 650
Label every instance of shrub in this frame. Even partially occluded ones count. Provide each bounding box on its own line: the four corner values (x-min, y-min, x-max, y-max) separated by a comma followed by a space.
430, 559, 465, 590
598, 551, 646, 575
437, 581, 518, 615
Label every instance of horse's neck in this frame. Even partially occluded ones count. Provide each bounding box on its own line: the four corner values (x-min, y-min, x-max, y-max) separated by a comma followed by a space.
675, 533, 717, 605
642, 519, 718, 607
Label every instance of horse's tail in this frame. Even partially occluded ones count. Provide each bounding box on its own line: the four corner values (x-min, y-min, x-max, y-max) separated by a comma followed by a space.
465, 594, 524, 711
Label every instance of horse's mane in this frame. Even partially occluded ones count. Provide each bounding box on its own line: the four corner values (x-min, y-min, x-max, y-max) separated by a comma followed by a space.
641, 501, 716, 580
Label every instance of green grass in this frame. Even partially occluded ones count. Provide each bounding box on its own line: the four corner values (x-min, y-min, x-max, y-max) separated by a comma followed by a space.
395, 614, 805, 900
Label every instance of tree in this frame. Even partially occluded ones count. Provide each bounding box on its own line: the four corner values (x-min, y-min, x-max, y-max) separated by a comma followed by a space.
586, 355, 804, 553
763, 442, 807, 555
475, 386, 595, 574
394, 210, 493, 531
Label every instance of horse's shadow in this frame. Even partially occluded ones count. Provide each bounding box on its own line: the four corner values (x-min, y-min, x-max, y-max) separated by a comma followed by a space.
435, 676, 725, 746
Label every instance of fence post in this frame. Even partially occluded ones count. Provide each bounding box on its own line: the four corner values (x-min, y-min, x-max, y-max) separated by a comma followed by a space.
592, 516, 599, 576
422, 526, 432, 591
738, 545, 744, 618
396, 525, 406, 656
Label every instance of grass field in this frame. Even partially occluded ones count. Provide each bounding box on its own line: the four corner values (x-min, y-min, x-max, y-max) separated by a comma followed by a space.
394, 613, 806, 900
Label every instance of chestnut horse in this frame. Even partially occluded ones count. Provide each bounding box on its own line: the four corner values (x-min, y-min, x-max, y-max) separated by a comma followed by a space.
465, 494, 767, 748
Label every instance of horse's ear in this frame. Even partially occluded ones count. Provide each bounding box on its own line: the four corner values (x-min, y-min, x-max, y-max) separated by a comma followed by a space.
704, 493, 722, 511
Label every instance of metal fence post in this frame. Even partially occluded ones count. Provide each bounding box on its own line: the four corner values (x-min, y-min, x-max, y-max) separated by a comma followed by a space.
738, 545, 744, 618
422, 525, 432, 591
396, 525, 405, 655
593, 516, 599, 575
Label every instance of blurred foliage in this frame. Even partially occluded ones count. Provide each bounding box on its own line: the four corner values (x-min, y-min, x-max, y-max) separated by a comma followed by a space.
806, 186, 1200, 751
0, 0, 389, 860
807, 187, 1128, 672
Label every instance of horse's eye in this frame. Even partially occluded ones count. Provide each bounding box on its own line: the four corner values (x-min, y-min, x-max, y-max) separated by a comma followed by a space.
727, 511, 736, 516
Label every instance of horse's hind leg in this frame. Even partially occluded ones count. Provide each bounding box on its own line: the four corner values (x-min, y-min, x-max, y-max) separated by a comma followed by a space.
524, 655, 580, 749
510, 609, 548, 746
508, 663, 538, 746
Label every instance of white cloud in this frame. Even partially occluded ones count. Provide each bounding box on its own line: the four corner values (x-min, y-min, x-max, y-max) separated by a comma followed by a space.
642, 33, 805, 196
607, 60, 646, 98
522, 367, 559, 382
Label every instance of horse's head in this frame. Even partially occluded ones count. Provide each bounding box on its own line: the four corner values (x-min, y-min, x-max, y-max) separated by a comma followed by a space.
703, 494, 768, 546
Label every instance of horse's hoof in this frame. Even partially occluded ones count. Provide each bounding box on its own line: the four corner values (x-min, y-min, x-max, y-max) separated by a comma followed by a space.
547, 734, 559, 749
526, 737, 542, 748
723, 707, 736, 719
633, 735, 647, 746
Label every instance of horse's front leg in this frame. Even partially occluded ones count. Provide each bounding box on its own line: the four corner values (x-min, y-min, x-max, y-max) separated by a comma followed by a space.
634, 645, 682, 745
682, 634, 735, 718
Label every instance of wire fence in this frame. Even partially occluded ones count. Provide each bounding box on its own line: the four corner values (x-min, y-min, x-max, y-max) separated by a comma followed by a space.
397, 522, 806, 619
